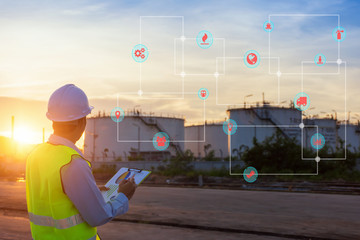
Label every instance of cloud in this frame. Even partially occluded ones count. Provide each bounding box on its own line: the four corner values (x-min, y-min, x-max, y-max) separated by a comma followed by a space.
62, 3, 108, 16
0, 0, 359, 125
0, 81, 58, 89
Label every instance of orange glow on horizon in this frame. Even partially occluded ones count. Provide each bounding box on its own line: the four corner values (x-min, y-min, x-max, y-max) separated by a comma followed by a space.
0, 125, 85, 151
0, 125, 43, 144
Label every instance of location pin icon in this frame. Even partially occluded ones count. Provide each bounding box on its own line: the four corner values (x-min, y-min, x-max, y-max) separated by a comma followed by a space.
115, 111, 121, 119
228, 122, 233, 132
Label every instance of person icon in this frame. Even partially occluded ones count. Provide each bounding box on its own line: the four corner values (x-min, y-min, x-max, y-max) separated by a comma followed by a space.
115, 171, 132, 184
263, 20, 274, 32
317, 56, 323, 64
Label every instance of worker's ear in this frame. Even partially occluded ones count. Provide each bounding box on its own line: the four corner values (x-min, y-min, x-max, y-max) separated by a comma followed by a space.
79, 117, 87, 129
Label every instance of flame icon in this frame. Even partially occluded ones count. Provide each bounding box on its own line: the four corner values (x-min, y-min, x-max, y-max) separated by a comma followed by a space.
202, 33, 208, 42
201, 33, 209, 45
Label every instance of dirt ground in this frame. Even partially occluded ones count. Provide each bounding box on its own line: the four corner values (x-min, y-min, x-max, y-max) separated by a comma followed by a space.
0, 182, 359, 239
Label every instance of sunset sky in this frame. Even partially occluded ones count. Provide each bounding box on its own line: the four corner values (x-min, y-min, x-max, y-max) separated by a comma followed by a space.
0, 0, 359, 145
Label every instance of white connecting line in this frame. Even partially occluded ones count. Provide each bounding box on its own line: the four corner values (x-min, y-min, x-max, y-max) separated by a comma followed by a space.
228, 14, 347, 174
174, 38, 226, 76
139, 16, 184, 99
115, 16, 210, 148
268, 14, 341, 75
299, 60, 347, 160
138, 16, 226, 98
119, 14, 347, 176
214, 56, 281, 106
301, 125, 320, 160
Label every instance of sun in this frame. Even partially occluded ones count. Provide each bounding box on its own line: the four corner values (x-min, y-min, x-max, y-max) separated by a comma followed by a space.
13, 126, 42, 144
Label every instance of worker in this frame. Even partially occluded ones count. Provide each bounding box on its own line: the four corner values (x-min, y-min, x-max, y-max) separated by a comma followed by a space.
26, 84, 137, 239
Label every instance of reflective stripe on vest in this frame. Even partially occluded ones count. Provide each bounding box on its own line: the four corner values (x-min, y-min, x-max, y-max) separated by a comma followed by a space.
29, 212, 84, 229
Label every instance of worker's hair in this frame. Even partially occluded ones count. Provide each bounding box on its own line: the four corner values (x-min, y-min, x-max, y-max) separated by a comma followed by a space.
52, 117, 86, 134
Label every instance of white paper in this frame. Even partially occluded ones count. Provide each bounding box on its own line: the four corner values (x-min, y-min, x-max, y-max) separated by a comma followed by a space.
101, 167, 151, 202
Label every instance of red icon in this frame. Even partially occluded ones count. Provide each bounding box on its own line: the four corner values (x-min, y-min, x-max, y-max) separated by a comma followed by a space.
115, 111, 121, 119
201, 33, 209, 45
313, 138, 322, 145
157, 136, 166, 147
228, 122, 233, 132
296, 97, 307, 107
201, 90, 207, 98
265, 23, 272, 30
246, 53, 257, 65
317, 56, 323, 64
134, 48, 146, 59
246, 170, 255, 178
336, 29, 344, 40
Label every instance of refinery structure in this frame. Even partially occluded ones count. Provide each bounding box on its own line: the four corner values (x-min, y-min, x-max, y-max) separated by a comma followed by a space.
84, 104, 360, 162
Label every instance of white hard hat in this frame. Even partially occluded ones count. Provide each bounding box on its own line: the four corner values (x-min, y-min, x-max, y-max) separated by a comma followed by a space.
46, 84, 94, 122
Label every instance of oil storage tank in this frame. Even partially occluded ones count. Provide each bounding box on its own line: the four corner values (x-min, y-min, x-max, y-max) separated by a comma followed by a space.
185, 122, 228, 160
84, 111, 184, 162
304, 118, 338, 151
338, 123, 360, 153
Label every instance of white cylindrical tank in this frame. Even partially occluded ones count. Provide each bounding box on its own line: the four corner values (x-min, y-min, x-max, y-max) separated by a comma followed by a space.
338, 123, 360, 152
185, 123, 228, 159
228, 106, 302, 155
84, 114, 184, 161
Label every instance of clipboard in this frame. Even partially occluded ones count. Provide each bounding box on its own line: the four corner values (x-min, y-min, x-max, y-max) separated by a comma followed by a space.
101, 167, 151, 202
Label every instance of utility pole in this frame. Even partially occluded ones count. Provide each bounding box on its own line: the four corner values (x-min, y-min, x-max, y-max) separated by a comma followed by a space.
244, 94, 253, 108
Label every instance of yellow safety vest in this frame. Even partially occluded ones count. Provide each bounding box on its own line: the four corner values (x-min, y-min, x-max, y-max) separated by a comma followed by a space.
26, 143, 100, 240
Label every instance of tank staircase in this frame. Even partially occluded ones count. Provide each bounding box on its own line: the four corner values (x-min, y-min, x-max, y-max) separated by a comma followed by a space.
135, 115, 184, 156
250, 108, 291, 139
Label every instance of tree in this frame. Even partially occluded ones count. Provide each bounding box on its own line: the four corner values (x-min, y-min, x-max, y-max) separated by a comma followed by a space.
157, 150, 194, 176
241, 130, 360, 181
203, 144, 211, 157
232, 145, 249, 160
203, 144, 218, 161
242, 130, 318, 173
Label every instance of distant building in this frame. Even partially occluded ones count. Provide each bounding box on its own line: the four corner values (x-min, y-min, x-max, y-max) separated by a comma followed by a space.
185, 122, 227, 159
84, 111, 184, 162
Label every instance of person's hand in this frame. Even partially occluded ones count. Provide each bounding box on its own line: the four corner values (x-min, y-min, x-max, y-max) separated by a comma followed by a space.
117, 176, 137, 200
99, 186, 110, 192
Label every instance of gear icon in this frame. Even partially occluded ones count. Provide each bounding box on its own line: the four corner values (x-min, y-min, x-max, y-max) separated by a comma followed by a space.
132, 44, 148, 62
134, 49, 141, 57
